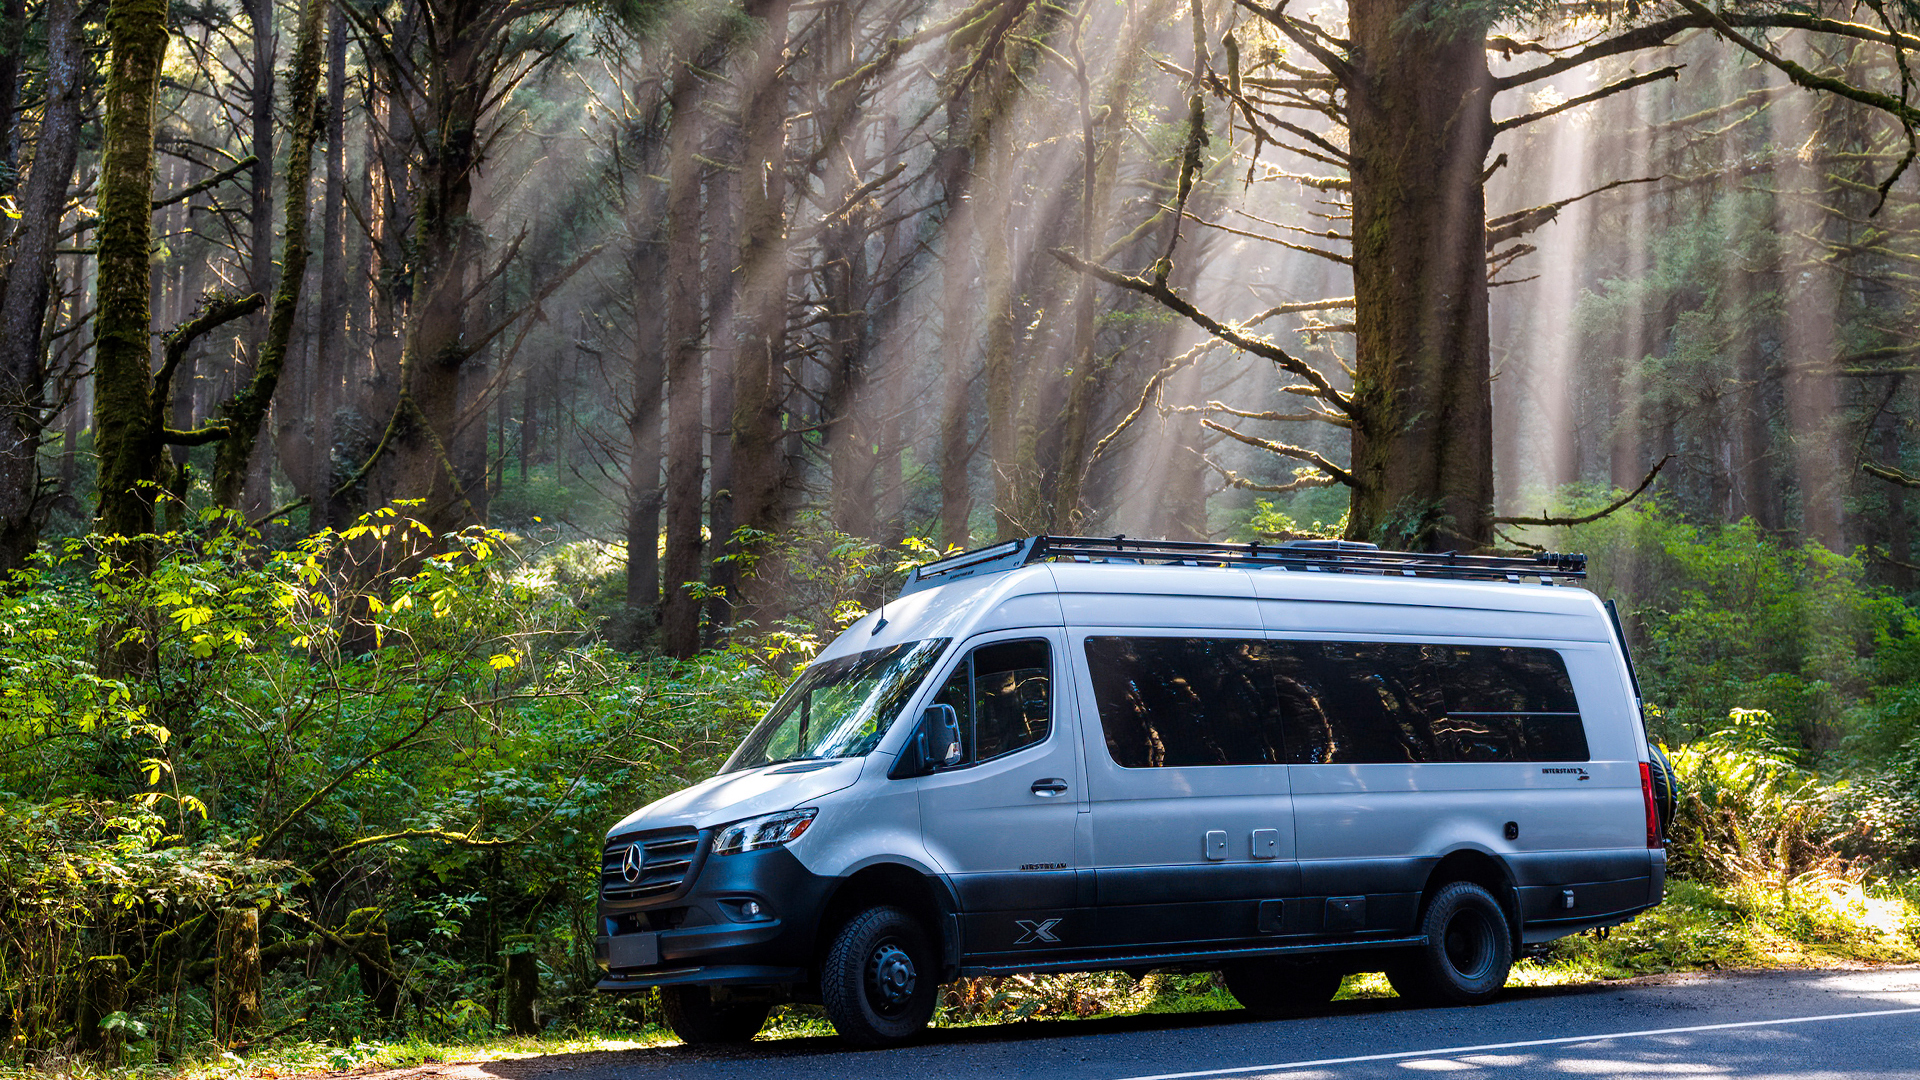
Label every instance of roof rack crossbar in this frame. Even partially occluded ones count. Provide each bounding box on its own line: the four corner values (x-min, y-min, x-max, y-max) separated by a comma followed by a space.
897, 535, 1585, 597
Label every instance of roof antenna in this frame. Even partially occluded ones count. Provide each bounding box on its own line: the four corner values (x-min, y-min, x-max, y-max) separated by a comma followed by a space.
871, 594, 887, 636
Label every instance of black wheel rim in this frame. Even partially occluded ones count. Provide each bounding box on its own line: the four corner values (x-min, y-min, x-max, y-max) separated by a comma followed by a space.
1441, 908, 1497, 981
865, 939, 918, 1016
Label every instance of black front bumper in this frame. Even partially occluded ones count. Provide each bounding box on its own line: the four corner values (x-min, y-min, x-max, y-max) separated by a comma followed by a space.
594, 841, 839, 992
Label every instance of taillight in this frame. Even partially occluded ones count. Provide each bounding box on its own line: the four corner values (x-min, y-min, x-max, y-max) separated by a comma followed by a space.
1640, 762, 1661, 847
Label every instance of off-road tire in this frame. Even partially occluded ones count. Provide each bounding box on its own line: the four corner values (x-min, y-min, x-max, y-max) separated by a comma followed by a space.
820, 905, 938, 1047
658, 985, 770, 1045
1222, 959, 1344, 1017
1385, 881, 1513, 1006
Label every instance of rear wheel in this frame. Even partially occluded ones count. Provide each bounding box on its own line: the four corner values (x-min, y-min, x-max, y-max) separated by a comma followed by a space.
1222, 959, 1343, 1017
1386, 881, 1513, 1006
820, 905, 938, 1047
658, 985, 771, 1044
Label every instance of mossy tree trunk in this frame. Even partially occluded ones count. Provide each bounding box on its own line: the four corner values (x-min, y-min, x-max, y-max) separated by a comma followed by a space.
341, 907, 402, 1019
91, 0, 173, 552
214, 909, 264, 1042
1343, 0, 1496, 551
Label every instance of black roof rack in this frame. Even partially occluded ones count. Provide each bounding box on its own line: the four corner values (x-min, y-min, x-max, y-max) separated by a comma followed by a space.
896, 535, 1586, 597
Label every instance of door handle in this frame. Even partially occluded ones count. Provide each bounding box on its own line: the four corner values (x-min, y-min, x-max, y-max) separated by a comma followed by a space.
1031, 778, 1069, 797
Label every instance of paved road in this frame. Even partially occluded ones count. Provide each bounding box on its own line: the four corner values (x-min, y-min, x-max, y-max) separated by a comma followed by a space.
408, 968, 1920, 1080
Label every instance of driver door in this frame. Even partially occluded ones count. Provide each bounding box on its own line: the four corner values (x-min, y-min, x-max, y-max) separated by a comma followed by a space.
912, 629, 1087, 962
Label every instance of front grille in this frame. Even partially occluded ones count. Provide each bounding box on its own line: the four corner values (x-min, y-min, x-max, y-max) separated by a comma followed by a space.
601, 831, 701, 903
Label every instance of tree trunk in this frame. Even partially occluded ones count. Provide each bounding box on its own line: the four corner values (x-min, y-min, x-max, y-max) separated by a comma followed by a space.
341, 907, 401, 1019
92, 0, 172, 553
311, 1, 349, 532
0, 0, 82, 578
76, 954, 130, 1057
214, 909, 264, 1042
358, 10, 488, 535
728, 0, 793, 624
937, 95, 976, 550
623, 235, 665, 649
212, 0, 327, 512
658, 72, 707, 659
1344, 0, 1496, 551
982, 124, 1020, 542
502, 942, 539, 1035
704, 137, 739, 643
0, 0, 24, 195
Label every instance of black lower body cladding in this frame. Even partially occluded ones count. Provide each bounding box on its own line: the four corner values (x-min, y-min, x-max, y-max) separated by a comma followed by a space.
595, 845, 838, 991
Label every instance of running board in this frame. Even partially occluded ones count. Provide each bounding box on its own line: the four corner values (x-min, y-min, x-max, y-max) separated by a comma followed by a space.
957, 935, 1427, 978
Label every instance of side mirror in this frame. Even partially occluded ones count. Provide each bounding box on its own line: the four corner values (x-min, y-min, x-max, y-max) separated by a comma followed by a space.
924, 704, 964, 768
893, 704, 964, 779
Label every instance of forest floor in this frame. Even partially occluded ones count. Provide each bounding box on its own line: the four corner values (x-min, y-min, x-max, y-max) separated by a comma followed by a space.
19, 873, 1920, 1080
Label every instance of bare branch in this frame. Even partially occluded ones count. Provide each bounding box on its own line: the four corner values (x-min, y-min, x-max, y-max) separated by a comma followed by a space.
1199, 418, 1356, 487
1496, 454, 1671, 526
1487, 177, 1661, 248
1495, 66, 1683, 133
151, 154, 258, 210
1051, 248, 1354, 414
1202, 454, 1338, 493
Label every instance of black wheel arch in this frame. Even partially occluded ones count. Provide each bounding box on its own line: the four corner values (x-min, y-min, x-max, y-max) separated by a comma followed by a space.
1421, 848, 1521, 951
817, 862, 957, 980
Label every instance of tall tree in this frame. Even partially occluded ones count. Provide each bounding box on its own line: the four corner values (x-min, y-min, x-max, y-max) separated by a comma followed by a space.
726, 0, 794, 623
93, 0, 180, 547
657, 66, 708, 659
0, 0, 83, 576
212, 0, 330, 512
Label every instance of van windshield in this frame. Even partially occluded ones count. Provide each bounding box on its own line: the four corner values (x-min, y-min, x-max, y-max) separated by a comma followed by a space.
724, 639, 951, 772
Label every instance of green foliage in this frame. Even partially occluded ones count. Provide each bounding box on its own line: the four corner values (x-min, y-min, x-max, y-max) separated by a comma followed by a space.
1554, 502, 1910, 753
709, 511, 953, 664
0, 509, 780, 1065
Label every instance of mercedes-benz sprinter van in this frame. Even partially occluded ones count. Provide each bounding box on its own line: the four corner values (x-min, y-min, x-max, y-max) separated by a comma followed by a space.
595, 536, 1669, 1047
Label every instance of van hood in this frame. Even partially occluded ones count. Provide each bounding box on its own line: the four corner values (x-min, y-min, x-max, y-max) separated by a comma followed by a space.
606, 756, 870, 836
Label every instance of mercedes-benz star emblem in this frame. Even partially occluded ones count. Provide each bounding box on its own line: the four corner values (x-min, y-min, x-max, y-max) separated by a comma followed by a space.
620, 843, 644, 883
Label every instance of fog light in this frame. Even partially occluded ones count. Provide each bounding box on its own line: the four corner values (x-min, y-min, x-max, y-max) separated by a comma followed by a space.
742, 901, 763, 918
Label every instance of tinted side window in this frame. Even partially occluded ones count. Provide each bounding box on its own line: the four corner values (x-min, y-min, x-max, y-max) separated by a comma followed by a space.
1270, 641, 1437, 765
973, 640, 1051, 761
1275, 642, 1587, 764
930, 639, 1052, 766
1424, 646, 1586, 762
1085, 637, 1282, 768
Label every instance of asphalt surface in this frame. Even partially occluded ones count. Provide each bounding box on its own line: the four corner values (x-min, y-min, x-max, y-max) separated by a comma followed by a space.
376, 967, 1920, 1080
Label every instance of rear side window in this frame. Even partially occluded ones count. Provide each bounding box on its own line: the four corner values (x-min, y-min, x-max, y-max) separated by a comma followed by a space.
930, 639, 1052, 765
1084, 637, 1588, 768
1271, 642, 1586, 764
1084, 637, 1283, 767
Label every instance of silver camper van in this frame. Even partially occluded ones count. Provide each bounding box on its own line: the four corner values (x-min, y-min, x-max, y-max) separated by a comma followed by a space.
595, 537, 1670, 1047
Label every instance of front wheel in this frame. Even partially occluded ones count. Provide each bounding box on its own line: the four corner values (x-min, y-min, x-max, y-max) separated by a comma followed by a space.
658, 985, 771, 1044
1385, 881, 1513, 1006
820, 905, 938, 1047
1222, 959, 1343, 1017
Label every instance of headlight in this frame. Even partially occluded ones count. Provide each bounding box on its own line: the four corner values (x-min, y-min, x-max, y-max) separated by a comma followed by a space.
712, 808, 817, 856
